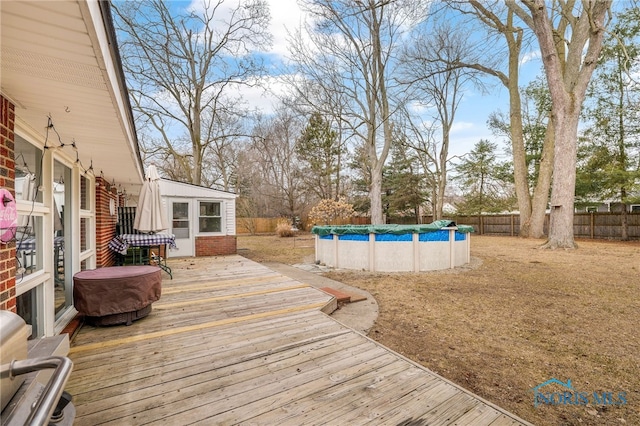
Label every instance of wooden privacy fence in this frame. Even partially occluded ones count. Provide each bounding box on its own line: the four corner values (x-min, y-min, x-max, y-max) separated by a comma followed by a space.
237, 212, 640, 240
400, 212, 640, 240
236, 217, 282, 234
236, 216, 370, 234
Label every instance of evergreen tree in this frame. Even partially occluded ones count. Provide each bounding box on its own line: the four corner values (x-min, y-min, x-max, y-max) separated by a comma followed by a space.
578, 7, 640, 240
382, 138, 427, 223
453, 140, 515, 215
295, 112, 344, 201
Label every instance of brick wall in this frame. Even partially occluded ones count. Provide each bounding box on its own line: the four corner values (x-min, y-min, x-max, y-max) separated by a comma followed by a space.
95, 177, 117, 267
0, 96, 16, 312
195, 235, 237, 256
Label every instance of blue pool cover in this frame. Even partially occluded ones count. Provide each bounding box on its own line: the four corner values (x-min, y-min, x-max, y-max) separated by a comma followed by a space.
312, 220, 474, 237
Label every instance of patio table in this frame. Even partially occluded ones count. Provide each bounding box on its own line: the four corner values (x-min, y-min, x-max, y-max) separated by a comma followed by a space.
73, 265, 162, 326
108, 233, 177, 254
108, 233, 176, 278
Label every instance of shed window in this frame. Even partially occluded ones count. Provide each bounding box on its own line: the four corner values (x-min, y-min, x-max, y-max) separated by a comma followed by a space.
199, 201, 222, 233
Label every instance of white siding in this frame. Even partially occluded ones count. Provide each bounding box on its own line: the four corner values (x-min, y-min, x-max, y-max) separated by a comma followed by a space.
159, 179, 237, 237
225, 198, 236, 235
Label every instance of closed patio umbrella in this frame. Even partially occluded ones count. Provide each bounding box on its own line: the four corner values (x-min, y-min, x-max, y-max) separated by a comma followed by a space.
134, 165, 169, 233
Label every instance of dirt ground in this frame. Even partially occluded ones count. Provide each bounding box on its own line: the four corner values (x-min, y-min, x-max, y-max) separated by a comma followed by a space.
237, 234, 640, 426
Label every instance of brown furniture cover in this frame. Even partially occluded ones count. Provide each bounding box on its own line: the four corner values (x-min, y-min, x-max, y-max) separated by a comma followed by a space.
73, 266, 162, 317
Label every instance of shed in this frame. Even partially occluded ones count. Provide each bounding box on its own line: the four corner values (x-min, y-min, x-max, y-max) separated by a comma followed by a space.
158, 179, 238, 257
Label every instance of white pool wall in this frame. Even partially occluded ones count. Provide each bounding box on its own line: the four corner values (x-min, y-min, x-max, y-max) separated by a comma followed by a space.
315, 227, 470, 272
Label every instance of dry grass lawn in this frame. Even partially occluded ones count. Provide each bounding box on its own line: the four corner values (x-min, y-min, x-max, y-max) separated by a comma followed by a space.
237, 233, 640, 426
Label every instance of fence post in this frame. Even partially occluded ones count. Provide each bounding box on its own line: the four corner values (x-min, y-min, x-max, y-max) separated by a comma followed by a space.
510, 214, 514, 236
590, 212, 595, 239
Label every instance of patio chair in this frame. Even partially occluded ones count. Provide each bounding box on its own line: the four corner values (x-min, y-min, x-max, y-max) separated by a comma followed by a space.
116, 206, 140, 235
115, 207, 144, 266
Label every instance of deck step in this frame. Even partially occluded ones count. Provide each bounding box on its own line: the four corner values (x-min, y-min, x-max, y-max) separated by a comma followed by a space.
320, 287, 367, 305
320, 287, 351, 303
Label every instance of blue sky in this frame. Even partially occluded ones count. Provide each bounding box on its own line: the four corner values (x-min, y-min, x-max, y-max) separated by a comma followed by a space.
274, 1, 550, 158
256, 0, 546, 160
170, 0, 546, 160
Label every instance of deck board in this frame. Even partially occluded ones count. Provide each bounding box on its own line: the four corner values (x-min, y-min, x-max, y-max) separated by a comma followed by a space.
66, 255, 531, 425
68, 321, 351, 402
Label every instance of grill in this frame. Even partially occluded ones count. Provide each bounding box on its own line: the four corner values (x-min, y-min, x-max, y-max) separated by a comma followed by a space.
0, 311, 75, 425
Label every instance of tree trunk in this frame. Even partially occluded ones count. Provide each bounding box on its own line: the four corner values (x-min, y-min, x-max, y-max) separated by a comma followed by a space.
621, 203, 629, 241
518, 0, 610, 249
529, 119, 555, 238
618, 67, 628, 242
370, 163, 384, 224
542, 104, 579, 248
436, 126, 449, 220
504, 32, 533, 237
437, 170, 446, 219
192, 102, 203, 186
433, 183, 441, 221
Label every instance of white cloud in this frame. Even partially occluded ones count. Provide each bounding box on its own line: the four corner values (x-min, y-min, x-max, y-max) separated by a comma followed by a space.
174, 0, 305, 115
235, 75, 291, 113
265, 0, 305, 58
450, 121, 474, 133
407, 100, 435, 115
520, 50, 541, 66
184, 0, 291, 57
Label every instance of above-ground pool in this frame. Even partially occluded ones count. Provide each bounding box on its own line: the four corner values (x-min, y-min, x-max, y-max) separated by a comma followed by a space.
311, 221, 473, 272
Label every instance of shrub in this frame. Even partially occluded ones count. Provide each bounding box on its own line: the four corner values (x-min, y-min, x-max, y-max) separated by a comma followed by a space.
275, 219, 295, 237
308, 198, 356, 225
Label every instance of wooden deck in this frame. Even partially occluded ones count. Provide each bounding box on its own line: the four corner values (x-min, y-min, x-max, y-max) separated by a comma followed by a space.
66, 255, 531, 425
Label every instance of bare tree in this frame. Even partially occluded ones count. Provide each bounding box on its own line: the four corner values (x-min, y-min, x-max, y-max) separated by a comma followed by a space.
113, 0, 271, 185
507, 0, 612, 248
200, 110, 248, 191
395, 110, 438, 217
285, 0, 429, 224
247, 108, 307, 219
443, 1, 552, 238
401, 22, 483, 219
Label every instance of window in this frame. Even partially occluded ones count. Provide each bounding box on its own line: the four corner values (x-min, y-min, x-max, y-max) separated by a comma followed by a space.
16, 215, 43, 281
15, 138, 43, 203
80, 218, 88, 251
80, 175, 90, 210
53, 160, 72, 320
15, 137, 44, 280
79, 172, 95, 266
631, 205, 640, 212
199, 201, 221, 233
14, 136, 46, 338
16, 286, 42, 339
